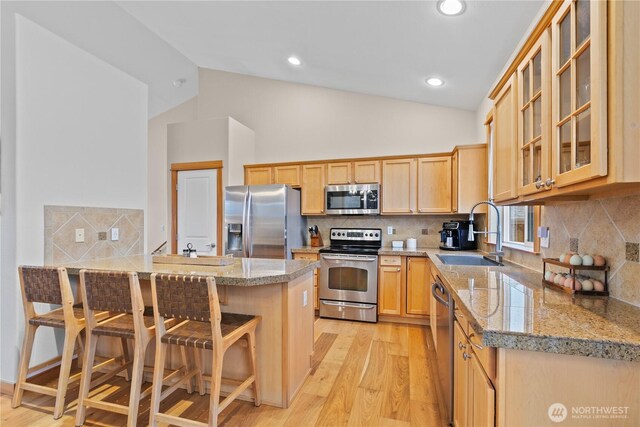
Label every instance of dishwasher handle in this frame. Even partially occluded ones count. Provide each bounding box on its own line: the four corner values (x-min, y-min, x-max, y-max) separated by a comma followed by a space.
431, 281, 450, 308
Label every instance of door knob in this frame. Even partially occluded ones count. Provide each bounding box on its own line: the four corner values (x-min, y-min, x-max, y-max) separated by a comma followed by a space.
205, 243, 216, 248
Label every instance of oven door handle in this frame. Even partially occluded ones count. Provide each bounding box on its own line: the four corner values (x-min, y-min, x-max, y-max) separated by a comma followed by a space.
321, 301, 376, 309
431, 282, 450, 308
322, 255, 377, 262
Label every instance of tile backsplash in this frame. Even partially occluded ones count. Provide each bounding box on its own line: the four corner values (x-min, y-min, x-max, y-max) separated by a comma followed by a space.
306, 214, 485, 249
45, 205, 144, 264
497, 194, 640, 307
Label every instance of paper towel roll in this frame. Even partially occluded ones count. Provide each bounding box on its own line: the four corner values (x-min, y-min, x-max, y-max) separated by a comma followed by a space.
406, 238, 417, 249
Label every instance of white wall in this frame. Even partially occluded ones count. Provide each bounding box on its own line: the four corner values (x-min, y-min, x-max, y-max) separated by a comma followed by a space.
147, 98, 198, 250
0, 14, 147, 383
198, 69, 479, 163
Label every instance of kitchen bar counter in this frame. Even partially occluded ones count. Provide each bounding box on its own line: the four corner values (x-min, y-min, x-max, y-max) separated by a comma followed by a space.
51, 255, 317, 408
426, 249, 640, 362
59, 255, 319, 286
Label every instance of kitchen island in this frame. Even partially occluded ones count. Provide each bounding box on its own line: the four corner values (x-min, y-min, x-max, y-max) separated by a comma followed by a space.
55, 255, 319, 408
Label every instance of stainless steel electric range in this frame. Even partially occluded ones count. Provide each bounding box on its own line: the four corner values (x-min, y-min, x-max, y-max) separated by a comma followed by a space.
318, 228, 381, 323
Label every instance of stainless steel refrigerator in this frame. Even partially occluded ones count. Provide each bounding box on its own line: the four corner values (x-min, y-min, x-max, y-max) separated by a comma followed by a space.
224, 184, 305, 259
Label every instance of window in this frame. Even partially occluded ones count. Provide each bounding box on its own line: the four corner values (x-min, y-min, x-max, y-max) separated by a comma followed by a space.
502, 205, 536, 252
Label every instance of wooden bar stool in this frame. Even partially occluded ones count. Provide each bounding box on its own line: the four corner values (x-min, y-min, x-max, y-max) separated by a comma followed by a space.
74, 269, 185, 427
149, 273, 261, 427
12, 266, 109, 419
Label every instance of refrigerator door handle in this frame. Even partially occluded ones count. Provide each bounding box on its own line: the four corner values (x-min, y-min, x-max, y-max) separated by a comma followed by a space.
242, 190, 250, 258
246, 191, 253, 258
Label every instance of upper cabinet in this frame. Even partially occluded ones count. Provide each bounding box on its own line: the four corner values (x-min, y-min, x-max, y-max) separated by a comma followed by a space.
550, 0, 607, 188
417, 156, 452, 213
301, 164, 326, 215
245, 167, 273, 185
489, 0, 640, 204
453, 145, 488, 213
327, 160, 381, 185
274, 165, 301, 187
492, 74, 519, 203
353, 160, 381, 184
382, 158, 417, 214
517, 30, 551, 195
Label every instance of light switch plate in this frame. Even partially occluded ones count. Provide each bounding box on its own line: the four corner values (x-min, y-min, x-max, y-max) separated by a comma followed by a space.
75, 228, 85, 243
111, 228, 119, 241
538, 226, 550, 248
302, 290, 308, 307
387, 226, 396, 235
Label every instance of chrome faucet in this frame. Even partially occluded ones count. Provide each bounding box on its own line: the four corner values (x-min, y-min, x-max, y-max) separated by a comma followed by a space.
468, 200, 504, 265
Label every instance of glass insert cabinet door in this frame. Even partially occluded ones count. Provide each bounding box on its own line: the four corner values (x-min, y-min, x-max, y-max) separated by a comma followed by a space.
551, 0, 607, 187
517, 29, 551, 195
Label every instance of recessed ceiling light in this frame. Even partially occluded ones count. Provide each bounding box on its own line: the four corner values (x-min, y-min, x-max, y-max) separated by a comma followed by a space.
287, 56, 302, 66
437, 0, 466, 16
426, 77, 445, 87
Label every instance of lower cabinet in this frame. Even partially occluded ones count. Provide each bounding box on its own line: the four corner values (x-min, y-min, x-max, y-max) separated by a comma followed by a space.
453, 319, 496, 427
378, 256, 430, 319
293, 252, 319, 310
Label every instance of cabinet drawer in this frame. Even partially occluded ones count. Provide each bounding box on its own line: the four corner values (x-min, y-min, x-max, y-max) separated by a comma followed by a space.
380, 256, 402, 266
468, 330, 496, 383
454, 306, 470, 335
293, 253, 319, 261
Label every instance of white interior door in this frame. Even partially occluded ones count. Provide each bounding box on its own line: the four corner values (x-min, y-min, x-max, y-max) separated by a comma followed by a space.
177, 169, 217, 255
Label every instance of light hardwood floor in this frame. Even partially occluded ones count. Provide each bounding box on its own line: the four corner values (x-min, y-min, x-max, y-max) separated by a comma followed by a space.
1, 318, 444, 426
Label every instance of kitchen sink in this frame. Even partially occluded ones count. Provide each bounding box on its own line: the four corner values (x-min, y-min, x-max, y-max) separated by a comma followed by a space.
436, 254, 502, 266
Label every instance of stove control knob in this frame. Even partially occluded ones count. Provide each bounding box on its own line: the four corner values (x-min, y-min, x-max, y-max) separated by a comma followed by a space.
375, 233, 379, 237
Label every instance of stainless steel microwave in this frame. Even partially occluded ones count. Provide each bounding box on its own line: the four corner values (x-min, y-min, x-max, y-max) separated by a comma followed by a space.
325, 184, 380, 215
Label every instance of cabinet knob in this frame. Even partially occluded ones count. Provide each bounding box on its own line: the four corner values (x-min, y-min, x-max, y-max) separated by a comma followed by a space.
396, 268, 401, 272
535, 180, 543, 190
545, 178, 555, 188
463, 352, 472, 361
458, 341, 467, 350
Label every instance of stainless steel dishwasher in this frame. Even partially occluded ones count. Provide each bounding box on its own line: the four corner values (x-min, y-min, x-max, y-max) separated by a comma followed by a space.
432, 276, 454, 426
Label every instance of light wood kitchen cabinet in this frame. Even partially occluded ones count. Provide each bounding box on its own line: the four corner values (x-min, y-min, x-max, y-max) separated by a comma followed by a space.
406, 257, 430, 315
293, 252, 319, 310
326, 162, 352, 184
453, 319, 496, 427
379, 256, 429, 319
382, 158, 417, 214
378, 263, 403, 316
453, 145, 488, 213
245, 166, 273, 185
353, 160, 380, 183
492, 73, 519, 203
274, 165, 301, 187
301, 164, 326, 215
550, 0, 607, 188
517, 29, 552, 196
417, 156, 452, 213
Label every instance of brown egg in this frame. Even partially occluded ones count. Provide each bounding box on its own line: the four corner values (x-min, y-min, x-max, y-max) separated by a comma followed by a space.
563, 277, 574, 288
593, 280, 605, 292
563, 254, 573, 263
549, 273, 557, 282
593, 255, 606, 266
574, 279, 582, 291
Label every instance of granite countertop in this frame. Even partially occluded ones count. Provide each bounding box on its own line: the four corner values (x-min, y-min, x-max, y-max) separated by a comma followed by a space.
55, 255, 319, 287
291, 246, 326, 254
426, 249, 640, 362
378, 247, 431, 257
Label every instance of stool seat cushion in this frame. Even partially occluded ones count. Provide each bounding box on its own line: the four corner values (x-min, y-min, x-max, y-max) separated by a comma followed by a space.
161, 313, 256, 350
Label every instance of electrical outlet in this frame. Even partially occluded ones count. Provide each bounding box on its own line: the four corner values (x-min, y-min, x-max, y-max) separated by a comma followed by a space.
111, 228, 119, 241
538, 226, 550, 248
98, 231, 107, 241
387, 226, 395, 235
302, 290, 308, 307
421, 228, 429, 235
75, 228, 85, 243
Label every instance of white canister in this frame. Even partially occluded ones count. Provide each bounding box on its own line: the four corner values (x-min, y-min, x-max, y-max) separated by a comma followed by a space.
406, 238, 417, 250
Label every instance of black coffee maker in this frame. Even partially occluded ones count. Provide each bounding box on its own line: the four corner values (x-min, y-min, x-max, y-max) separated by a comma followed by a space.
439, 220, 477, 251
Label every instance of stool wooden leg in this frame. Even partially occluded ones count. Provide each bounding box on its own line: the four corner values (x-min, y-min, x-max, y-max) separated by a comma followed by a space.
54, 328, 79, 419
75, 330, 98, 426
193, 348, 205, 396
120, 338, 132, 381
208, 351, 223, 427
75, 331, 85, 369
180, 346, 194, 394
11, 323, 38, 408
126, 340, 147, 427
247, 330, 261, 406
149, 341, 167, 427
